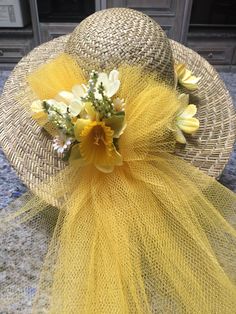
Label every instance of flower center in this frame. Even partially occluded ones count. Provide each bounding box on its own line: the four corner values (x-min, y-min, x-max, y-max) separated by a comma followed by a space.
93, 126, 105, 146
79, 121, 115, 166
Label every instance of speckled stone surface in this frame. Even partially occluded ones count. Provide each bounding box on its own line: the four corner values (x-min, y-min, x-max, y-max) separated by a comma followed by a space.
0, 71, 49, 313
0, 71, 27, 208
0, 70, 235, 312
218, 72, 236, 192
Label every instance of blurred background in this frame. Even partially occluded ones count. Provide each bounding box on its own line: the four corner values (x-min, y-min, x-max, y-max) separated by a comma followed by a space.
0, 0, 235, 71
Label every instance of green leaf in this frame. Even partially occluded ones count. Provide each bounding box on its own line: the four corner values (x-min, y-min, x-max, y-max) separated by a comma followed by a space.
114, 111, 125, 116
62, 147, 72, 162
69, 143, 82, 162
104, 114, 126, 138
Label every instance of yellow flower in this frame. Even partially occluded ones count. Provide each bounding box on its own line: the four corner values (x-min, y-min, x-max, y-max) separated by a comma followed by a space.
71, 120, 122, 173
31, 100, 48, 125
175, 94, 199, 144
83, 102, 99, 121
175, 64, 200, 91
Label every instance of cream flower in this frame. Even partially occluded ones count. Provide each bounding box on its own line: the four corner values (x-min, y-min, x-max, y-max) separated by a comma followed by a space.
70, 84, 87, 116
55, 84, 87, 116
72, 84, 87, 98
95, 70, 120, 99
175, 94, 199, 144
47, 99, 68, 114
31, 100, 48, 125
113, 97, 125, 112
175, 64, 200, 91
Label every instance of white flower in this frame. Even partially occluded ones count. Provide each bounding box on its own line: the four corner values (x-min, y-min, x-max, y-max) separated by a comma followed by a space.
47, 99, 68, 114
95, 70, 120, 99
52, 135, 72, 154
72, 84, 87, 98
55, 91, 74, 104
113, 97, 125, 112
55, 84, 87, 117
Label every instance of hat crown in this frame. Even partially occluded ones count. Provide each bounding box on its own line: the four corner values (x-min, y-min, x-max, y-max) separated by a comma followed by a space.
65, 8, 175, 85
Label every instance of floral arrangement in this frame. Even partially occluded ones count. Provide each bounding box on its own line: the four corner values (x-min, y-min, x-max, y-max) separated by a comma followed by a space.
31, 63, 200, 173
31, 69, 126, 173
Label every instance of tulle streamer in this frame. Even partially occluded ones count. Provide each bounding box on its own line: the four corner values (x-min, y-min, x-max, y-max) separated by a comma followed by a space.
1, 54, 236, 313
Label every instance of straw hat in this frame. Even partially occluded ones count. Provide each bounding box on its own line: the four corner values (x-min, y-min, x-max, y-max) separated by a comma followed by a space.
0, 8, 235, 192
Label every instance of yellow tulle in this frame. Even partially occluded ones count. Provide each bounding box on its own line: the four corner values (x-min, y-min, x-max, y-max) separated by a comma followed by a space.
1, 54, 236, 313
28, 53, 86, 100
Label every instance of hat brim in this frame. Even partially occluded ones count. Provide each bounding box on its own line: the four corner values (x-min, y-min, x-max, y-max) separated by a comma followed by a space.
0, 35, 235, 192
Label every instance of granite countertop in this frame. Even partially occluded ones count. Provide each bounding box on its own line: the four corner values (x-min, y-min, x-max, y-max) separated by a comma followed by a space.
0, 70, 235, 313
217, 72, 236, 192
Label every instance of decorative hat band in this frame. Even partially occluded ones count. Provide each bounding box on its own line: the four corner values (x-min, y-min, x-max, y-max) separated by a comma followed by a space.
29, 54, 200, 173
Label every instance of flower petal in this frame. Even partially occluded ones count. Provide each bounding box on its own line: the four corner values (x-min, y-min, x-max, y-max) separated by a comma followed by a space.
180, 79, 200, 91
95, 164, 114, 173
175, 128, 187, 144
69, 99, 83, 116
69, 143, 89, 166
72, 84, 87, 98
74, 118, 91, 141
55, 102, 68, 114
96, 73, 109, 99
55, 91, 74, 104
46, 99, 68, 114
106, 80, 120, 98
79, 122, 113, 164
180, 104, 197, 119
109, 69, 119, 82
96, 70, 120, 98
85, 102, 98, 121
180, 68, 193, 81
178, 93, 189, 107
177, 117, 199, 134
98, 72, 109, 81
95, 144, 123, 173
175, 64, 186, 77
97, 73, 109, 87
175, 63, 201, 91
46, 99, 57, 106
113, 97, 125, 112
111, 145, 123, 166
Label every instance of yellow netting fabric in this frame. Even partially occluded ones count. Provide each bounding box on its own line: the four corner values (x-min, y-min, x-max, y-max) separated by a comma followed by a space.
1, 54, 236, 313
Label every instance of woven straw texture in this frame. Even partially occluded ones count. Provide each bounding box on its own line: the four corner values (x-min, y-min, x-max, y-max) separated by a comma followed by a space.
0, 9, 235, 192
65, 9, 175, 86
